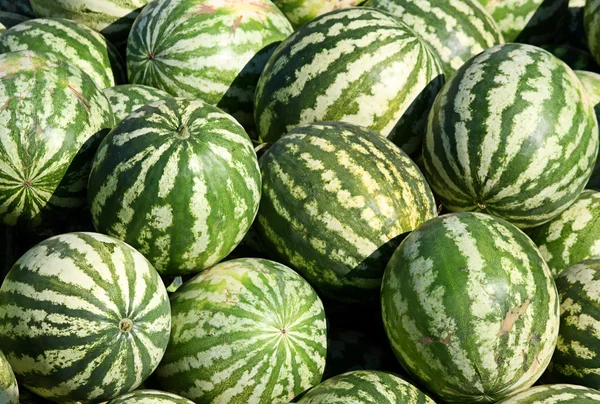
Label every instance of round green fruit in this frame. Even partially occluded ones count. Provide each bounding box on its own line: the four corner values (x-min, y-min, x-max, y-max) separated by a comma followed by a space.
88, 98, 261, 277
496, 384, 600, 403
254, 7, 444, 155
381, 212, 560, 402
297, 370, 434, 403
0, 50, 114, 228
423, 43, 598, 228
0, 232, 171, 403
155, 258, 327, 404
108, 390, 194, 404
255, 121, 437, 302
127, 0, 293, 130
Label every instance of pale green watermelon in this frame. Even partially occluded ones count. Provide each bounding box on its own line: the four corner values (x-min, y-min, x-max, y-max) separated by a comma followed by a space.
365, 0, 504, 77
382, 212, 560, 402
0, 232, 171, 403
423, 43, 598, 228
0, 351, 18, 404
108, 390, 194, 404
254, 7, 444, 155
528, 190, 600, 277
155, 258, 327, 403
0, 18, 125, 89
29, 0, 152, 47
297, 370, 434, 403
103, 84, 172, 122
88, 98, 261, 277
496, 384, 600, 403
544, 259, 600, 390
127, 0, 293, 130
0, 50, 115, 228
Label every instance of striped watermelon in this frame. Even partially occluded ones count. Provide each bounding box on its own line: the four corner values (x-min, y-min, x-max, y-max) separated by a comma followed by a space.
297, 370, 434, 403
273, 0, 363, 28
544, 259, 600, 389
29, 0, 152, 47
103, 84, 172, 122
254, 7, 444, 155
255, 121, 437, 302
586, 0, 600, 65
0, 0, 34, 18
109, 390, 194, 404
576, 70, 600, 189
0, 351, 18, 404
365, 0, 504, 77
496, 384, 600, 403
479, 0, 568, 44
0, 11, 27, 33
0, 232, 171, 403
381, 212, 560, 402
127, 0, 293, 131
88, 98, 261, 277
0, 50, 115, 228
0, 18, 125, 89
423, 43, 599, 229
542, 45, 600, 72
528, 190, 600, 278
155, 258, 327, 403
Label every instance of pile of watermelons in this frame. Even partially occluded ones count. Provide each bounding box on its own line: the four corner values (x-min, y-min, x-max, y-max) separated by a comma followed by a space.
3, 0, 600, 403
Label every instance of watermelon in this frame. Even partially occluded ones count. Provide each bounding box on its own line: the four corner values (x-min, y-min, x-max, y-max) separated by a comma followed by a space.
0, 232, 171, 403
568, 0, 588, 50
586, 0, 600, 65
381, 212, 560, 402
0, 18, 126, 89
0, 0, 34, 18
528, 190, 600, 278
0, 11, 27, 33
0, 350, 18, 404
103, 84, 172, 122
365, 0, 504, 77
255, 121, 437, 302
296, 370, 434, 403
273, 0, 363, 29
496, 384, 600, 403
108, 390, 194, 404
542, 45, 600, 72
479, 0, 568, 45
155, 258, 327, 403
0, 50, 115, 228
88, 98, 261, 277
423, 43, 599, 229
542, 259, 600, 389
254, 7, 444, 156
127, 0, 293, 131
29, 0, 152, 47
575, 70, 600, 189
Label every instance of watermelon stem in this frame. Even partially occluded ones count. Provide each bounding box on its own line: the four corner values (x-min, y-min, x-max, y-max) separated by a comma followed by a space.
176, 124, 190, 140
119, 318, 134, 332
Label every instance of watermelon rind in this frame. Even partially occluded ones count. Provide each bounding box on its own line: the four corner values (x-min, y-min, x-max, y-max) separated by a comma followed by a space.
155, 258, 327, 404
0, 232, 171, 403
88, 97, 261, 277
381, 212, 560, 402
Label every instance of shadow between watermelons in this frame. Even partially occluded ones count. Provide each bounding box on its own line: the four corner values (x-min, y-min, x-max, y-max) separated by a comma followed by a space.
16, 125, 111, 231
218, 41, 282, 138
514, 0, 569, 46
